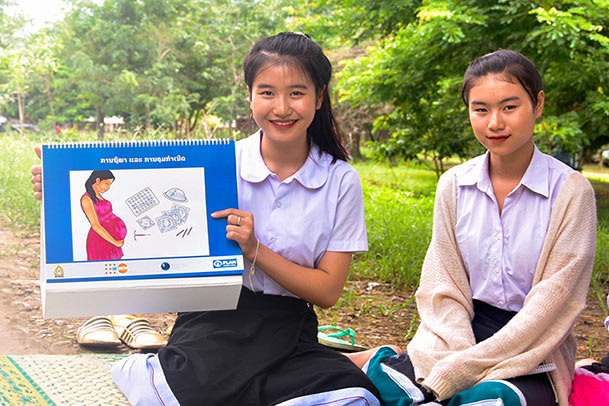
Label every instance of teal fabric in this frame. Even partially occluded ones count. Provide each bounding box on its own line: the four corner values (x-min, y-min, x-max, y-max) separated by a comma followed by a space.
447, 380, 524, 406
365, 347, 417, 406
365, 347, 524, 406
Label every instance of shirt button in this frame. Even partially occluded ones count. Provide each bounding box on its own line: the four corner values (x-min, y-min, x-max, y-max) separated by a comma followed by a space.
275, 201, 282, 208
499, 300, 505, 306
270, 237, 277, 244
494, 268, 500, 274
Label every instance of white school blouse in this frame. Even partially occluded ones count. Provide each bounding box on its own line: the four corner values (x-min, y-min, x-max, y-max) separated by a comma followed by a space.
236, 132, 368, 297
455, 146, 574, 311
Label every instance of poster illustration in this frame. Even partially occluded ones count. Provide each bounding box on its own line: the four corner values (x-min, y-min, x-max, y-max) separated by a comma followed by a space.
40, 139, 244, 317
69, 167, 209, 261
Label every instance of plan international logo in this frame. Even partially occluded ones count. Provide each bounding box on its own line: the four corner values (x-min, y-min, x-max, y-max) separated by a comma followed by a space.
212, 258, 238, 269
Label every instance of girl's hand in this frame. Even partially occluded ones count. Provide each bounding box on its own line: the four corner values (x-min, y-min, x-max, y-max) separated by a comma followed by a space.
211, 208, 258, 260
31, 146, 42, 201
114, 239, 125, 248
212, 208, 351, 308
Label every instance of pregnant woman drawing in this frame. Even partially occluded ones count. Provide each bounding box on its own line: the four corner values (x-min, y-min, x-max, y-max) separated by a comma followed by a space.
81, 170, 126, 260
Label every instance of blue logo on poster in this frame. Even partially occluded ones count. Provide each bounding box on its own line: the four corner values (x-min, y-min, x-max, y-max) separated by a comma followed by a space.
213, 258, 237, 268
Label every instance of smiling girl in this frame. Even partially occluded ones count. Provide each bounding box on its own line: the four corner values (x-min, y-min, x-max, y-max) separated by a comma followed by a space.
109, 32, 380, 406
356, 50, 597, 406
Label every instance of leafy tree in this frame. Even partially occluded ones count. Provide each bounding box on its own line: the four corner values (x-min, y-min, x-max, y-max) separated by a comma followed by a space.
301, 0, 609, 174
0, 30, 59, 130
289, 0, 419, 47
59, 0, 144, 137
177, 0, 289, 136
0, 1, 23, 121
50, 0, 291, 137
25, 31, 61, 127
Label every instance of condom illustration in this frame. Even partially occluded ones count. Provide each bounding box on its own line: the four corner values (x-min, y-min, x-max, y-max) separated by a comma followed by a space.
171, 204, 190, 224
136, 216, 155, 230
156, 203, 190, 233
156, 214, 178, 233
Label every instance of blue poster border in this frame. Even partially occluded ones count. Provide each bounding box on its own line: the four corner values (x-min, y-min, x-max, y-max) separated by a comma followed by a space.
41, 140, 241, 265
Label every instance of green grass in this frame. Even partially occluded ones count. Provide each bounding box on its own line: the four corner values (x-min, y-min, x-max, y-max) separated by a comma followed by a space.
351, 178, 434, 287
585, 168, 609, 313
0, 133, 43, 227
352, 160, 438, 197
346, 160, 437, 288
592, 217, 609, 313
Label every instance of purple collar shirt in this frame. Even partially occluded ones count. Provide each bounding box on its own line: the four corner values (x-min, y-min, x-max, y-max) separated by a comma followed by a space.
454, 146, 574, 311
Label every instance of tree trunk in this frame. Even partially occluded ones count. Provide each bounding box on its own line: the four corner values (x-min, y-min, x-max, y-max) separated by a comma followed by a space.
133, 103, 141, 129
367, 127, 376, 142
188, 110, 197, 134
49, 101, 56, 129
201, 108, 211, 140
145, 104, 151, 131
43, 77, 57, 128
96, 107, 105, 140
350, 131, 362, 159
16, 81, 24, 134
191, 110, 201, 136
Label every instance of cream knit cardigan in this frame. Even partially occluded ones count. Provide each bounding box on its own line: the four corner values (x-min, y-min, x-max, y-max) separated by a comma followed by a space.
407, 168, 597, 405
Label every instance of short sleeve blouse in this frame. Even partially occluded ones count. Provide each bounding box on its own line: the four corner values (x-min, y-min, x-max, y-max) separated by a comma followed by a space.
236, 132, 368, 297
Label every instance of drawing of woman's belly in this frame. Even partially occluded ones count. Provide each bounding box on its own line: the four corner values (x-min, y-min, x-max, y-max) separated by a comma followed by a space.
102, 215, 127, 240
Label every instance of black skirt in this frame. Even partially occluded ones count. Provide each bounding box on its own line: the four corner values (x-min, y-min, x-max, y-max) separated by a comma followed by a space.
157, 287, 380, 406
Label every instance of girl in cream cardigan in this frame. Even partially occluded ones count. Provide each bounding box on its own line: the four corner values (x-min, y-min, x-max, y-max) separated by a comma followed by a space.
352, 50, 597, 406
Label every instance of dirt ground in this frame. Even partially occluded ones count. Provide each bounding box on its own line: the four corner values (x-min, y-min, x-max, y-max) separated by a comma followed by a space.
0, 224, 607, 360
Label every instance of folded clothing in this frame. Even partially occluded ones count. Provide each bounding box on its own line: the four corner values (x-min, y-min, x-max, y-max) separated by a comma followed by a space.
570, 367, 609, 406
572, 340, 609, 406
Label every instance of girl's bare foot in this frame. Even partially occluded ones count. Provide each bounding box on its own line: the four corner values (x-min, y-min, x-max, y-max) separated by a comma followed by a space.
575, 358, 597, 368
345, 345, 402, 369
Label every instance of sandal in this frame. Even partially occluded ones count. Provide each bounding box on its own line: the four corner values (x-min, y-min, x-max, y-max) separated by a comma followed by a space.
318, 325, 367, 352
111, 315, 167, 350
76, 316, 121, 347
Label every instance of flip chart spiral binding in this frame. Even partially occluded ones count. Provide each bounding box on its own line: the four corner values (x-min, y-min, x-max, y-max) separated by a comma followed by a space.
40, 138, 243, 318
45, 138, 231, 148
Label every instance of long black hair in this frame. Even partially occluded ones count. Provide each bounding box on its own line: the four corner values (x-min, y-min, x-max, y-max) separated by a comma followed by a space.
243, 32, 348, 162
85, 170, 115, 204
461, 49, 543, 109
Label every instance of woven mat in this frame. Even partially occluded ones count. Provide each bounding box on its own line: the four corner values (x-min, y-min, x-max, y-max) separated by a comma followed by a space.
0, 354, 130, 406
